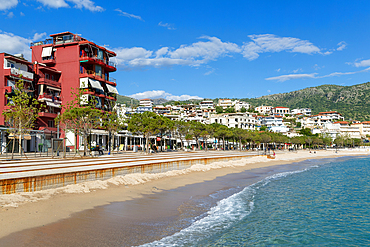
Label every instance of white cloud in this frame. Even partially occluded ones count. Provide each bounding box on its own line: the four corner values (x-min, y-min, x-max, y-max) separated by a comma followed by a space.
0, 0, 18, 10
204, 67, 215, 75
266, 67, 370, 82
354, 59, 370, 67
20, 12, 25, 16
337, 41, 347, 51
7, 12, 14, 18
115, 8, 143, 21
266, 73, 317, 82
36, 0, 69, 8
67, 0, 104, 11
242, 34, 321, 60
158, 22, 176, 30
35, 0, 103, 11
128, 90, 203, 101
0, 31, 31, 59
292, 68, 303, 73
114, 36, 241, 68
32, 32, 47, 41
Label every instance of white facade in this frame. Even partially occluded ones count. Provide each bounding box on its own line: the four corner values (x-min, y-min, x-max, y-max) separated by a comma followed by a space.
199, 100, 214, 109
291, 108, 312, 116
210, 113, 255, 130
218, 99, 233, 109
139, 99, 153, 108
271, 107, 290, 116
233, 100, 250, 112
255, 105, 272, 115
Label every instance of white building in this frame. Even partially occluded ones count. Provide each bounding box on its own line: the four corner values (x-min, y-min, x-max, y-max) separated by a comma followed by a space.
271, 107, 290, 116
139, 98, 153, 108
261, 116, 289, 133
218, 99, 233, 109
199, 100, 214, 109
233, 100, 250, 112
210, 113, 255, 130
291, 108, 312, 116
255, 105, 272, 115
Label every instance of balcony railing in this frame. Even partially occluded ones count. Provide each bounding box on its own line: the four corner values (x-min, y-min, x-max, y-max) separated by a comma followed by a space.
38, 94, 62, 104
79, 69, 116, 84
6, 68, 34, 80
79, 54, 117, 68
30, 39, 53, 47
31, 36, 83, 47
38, 77, 61, 88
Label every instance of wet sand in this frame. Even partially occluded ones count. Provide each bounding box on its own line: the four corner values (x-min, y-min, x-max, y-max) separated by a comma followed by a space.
0, 150, 368, 246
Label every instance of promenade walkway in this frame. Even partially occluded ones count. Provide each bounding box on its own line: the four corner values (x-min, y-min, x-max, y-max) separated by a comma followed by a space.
0, 151, 258, 194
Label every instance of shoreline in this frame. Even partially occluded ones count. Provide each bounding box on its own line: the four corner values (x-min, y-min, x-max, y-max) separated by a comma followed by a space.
0, 150, 368, 240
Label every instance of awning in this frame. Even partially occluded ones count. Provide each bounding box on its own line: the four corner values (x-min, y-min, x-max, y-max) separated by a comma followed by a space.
46, 101, 61, 108
89, 79, 104, 91
41, 47, 53, 57
106, 84, 119, 94
80, 78, 89, 88
46, 86, 61, 91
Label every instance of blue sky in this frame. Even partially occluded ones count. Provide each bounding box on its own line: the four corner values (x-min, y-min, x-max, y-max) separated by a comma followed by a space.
1, 0, 370, 100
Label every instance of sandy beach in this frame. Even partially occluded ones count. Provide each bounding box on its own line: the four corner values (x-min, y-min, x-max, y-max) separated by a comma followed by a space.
0, 149, 368, 245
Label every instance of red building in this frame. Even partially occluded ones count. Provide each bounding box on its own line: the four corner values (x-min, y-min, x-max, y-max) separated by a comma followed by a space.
30, 32, 118, 148
0, 32, 119, 152
0, 53, 35, 126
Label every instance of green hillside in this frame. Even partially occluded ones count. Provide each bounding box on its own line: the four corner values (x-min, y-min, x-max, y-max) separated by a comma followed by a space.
116, 95, 139, 107
241, 82, 370, 121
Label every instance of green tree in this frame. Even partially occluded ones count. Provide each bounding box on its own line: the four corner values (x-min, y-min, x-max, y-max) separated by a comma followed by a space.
58, 90, 102, 156
127, 111, 161, 154
190, 121, 205, 150
174, 120, 189, 149
102, 111, 123, 154
225, 107, 236, 113
2, 79, 39, 159
299, 127, 313, 136
260, 126, 267, 131
240, 107, 247, 113
216, 106, 223, 114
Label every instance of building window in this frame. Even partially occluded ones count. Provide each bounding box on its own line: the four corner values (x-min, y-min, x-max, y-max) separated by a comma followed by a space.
45, 73, 49, 79
51, 75, 55, 81
48, 120, 55, 128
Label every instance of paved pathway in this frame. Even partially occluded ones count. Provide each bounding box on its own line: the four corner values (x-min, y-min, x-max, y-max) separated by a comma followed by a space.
0, 151, 258, 181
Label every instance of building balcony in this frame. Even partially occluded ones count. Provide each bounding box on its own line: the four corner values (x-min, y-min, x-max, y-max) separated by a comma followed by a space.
38, 112, 58, 118
38, 94, 62, 104
4, 68, 34, 81
80, 55, 116, 72
79, 69, 117, 86
38, 77, 61, 88
41, 56, 56, 65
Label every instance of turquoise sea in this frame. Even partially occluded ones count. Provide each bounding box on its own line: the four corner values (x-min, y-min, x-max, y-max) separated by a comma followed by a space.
143, 156, 370, 246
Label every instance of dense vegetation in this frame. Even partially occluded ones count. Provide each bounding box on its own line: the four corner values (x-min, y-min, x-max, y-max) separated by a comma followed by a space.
241, 82, 370, 121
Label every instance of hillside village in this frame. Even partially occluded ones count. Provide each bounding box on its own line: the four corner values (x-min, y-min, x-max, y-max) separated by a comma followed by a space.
116, 98, 370, 142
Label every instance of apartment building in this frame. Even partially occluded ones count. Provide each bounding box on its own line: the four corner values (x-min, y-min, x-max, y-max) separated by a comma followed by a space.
255, 105, 272, 115
271, 106, 290, 116
210, 113, 255, 130
218, 98, 233, 109
139, 98, 153, 108
233, 100, 250, 112
0, 53, 35, 125
31, 32, 119, 150
291, 108, 312, 116
199, 100, 214, 109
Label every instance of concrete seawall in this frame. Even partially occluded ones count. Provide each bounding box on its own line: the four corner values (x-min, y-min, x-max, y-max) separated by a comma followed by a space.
0, 153, 252, 194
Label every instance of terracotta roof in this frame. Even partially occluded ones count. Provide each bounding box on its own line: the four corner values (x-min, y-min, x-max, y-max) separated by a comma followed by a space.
333, 121, 348, 124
